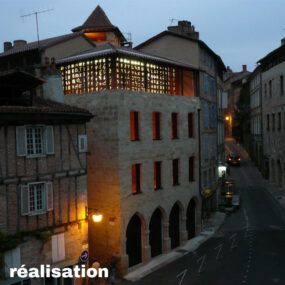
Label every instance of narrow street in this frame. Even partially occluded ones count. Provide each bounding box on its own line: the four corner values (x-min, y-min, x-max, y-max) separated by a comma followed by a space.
123, 140, 285, 285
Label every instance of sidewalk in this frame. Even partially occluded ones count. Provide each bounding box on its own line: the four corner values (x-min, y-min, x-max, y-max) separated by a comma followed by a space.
123, 211, 226, 282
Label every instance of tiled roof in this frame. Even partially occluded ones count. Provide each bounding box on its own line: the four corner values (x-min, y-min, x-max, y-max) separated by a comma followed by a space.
0, 97, 93, 117
73, 5, 115, 31
72, 5, 126, 42
0, 32, 86, 58
56, 43, 198, 70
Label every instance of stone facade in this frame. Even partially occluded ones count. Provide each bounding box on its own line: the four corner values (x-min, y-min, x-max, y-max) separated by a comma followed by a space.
261, 61, 285, 187
249, 67, 263, 172
65, 90, 201, 274
136, 25, 226, 215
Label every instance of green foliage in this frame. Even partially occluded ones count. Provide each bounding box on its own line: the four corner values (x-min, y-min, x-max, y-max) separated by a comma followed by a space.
0, 228, 51, 278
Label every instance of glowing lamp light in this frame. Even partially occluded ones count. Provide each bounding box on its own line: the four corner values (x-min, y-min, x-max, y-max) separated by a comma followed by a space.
225, 116, 230, 121
92, 212, 103, 223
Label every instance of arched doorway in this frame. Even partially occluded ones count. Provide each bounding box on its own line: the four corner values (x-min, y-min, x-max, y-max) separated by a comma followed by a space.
126, 214, 142, 267
277, 160, 282, 187
149, 208, 162, 257
186, 199, 196, 239
169, 203, 180, 249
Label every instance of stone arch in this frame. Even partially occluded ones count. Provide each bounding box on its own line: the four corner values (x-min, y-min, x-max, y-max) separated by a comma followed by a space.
186, 197, 197, 239
169, 202, 182, 249
149, 208, 163, 257
126, 212, 146, 267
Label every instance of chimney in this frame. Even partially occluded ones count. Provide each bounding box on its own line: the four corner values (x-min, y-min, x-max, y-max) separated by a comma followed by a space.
4, 41, 13, 52
168, 20, 199, 39
13, 40, 27, 48
281, 38, 285, 46
242, 64, 247, 72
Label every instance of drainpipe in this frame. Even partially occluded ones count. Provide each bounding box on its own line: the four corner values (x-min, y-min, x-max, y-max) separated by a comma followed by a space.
197, 107, 204, 228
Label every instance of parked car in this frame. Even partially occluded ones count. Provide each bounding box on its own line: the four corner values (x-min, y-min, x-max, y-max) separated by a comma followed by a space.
227, 153, 241, 166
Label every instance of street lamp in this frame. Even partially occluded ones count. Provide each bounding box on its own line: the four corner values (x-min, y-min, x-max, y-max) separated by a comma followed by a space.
86, 207, 103, 223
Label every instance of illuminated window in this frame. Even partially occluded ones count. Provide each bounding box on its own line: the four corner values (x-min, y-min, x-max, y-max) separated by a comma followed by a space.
130, 111, 140, 141
172, 159, 179, 186
152, 112, 161, 140
171, 113, 178, 139
132, 164, 141, 194
188, 113, 194, 138
154, 161, 162, 191
189, 157, 195, 182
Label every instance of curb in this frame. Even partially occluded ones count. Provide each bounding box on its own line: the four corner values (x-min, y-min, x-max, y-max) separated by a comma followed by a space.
124, 212, 226, 282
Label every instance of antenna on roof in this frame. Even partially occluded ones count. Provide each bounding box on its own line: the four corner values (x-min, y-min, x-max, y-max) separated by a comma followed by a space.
21, 9, 54, 47
169, 18, 179, 25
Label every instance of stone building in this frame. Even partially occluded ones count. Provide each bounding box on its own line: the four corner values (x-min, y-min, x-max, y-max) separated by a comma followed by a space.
258, 39, 285, 186
135, 20, 226, 216
249, 66, 263, 172
223, 65, 251, 138
0, 70, 92, 285
0, 5, 202, 276
57, 43, 202, 274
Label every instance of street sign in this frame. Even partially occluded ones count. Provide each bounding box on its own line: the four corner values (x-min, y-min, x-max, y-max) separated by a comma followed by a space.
80, 250, 89, 263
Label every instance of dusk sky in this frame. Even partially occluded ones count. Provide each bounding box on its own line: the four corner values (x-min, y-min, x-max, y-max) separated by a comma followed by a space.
1, 0, 284, 71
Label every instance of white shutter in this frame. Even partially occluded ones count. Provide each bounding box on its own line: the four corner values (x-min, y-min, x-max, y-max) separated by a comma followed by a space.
52, 235, 59, 263
46, 182, 53, 211
16, 126, 26, 156
21, 185, 29, 215
45, 126, 54, 155
52, 233, 65, 263
4, 247, 21, 277
58, 233, 66, 261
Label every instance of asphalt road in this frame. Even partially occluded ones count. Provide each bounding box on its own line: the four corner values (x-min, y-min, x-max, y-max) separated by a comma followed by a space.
123, 140, 285, 285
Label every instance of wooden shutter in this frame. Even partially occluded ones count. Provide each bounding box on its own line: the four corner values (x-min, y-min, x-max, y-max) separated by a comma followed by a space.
46, 182, 53, 211
182, 70, 194, 97
16, 126, 26, 156
21, 185, 29, 215
45, 126, 54, 155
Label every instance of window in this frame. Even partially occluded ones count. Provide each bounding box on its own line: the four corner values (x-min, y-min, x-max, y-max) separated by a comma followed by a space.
152, 112, 161, 140
21, 182, 53, 215
130, 111, 140, 141
78, 134, 88, 153
203, 102, 209, 129
267, 114, 270, 131
272, 114, 275, 131
132, 164, 141, 194
188, 113, 194, 138
281, 75, 284, 96
154, 161, 162, 191
278, 112, 281, 131
52, 233, 65, 263
203, 73, 208, 94
269, 80, 272, 97
16, 125, 54, 157
189, 157, 195, 182
171, 113, 178, 139
172, 159, 179, 186
264, 83, 267, 98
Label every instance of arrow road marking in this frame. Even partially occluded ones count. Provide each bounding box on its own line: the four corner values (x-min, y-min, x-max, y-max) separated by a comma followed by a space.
176, 269, 188, 285
230, 233, 238, 251
214, 243, 223, 260
197, 255, 206, 274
